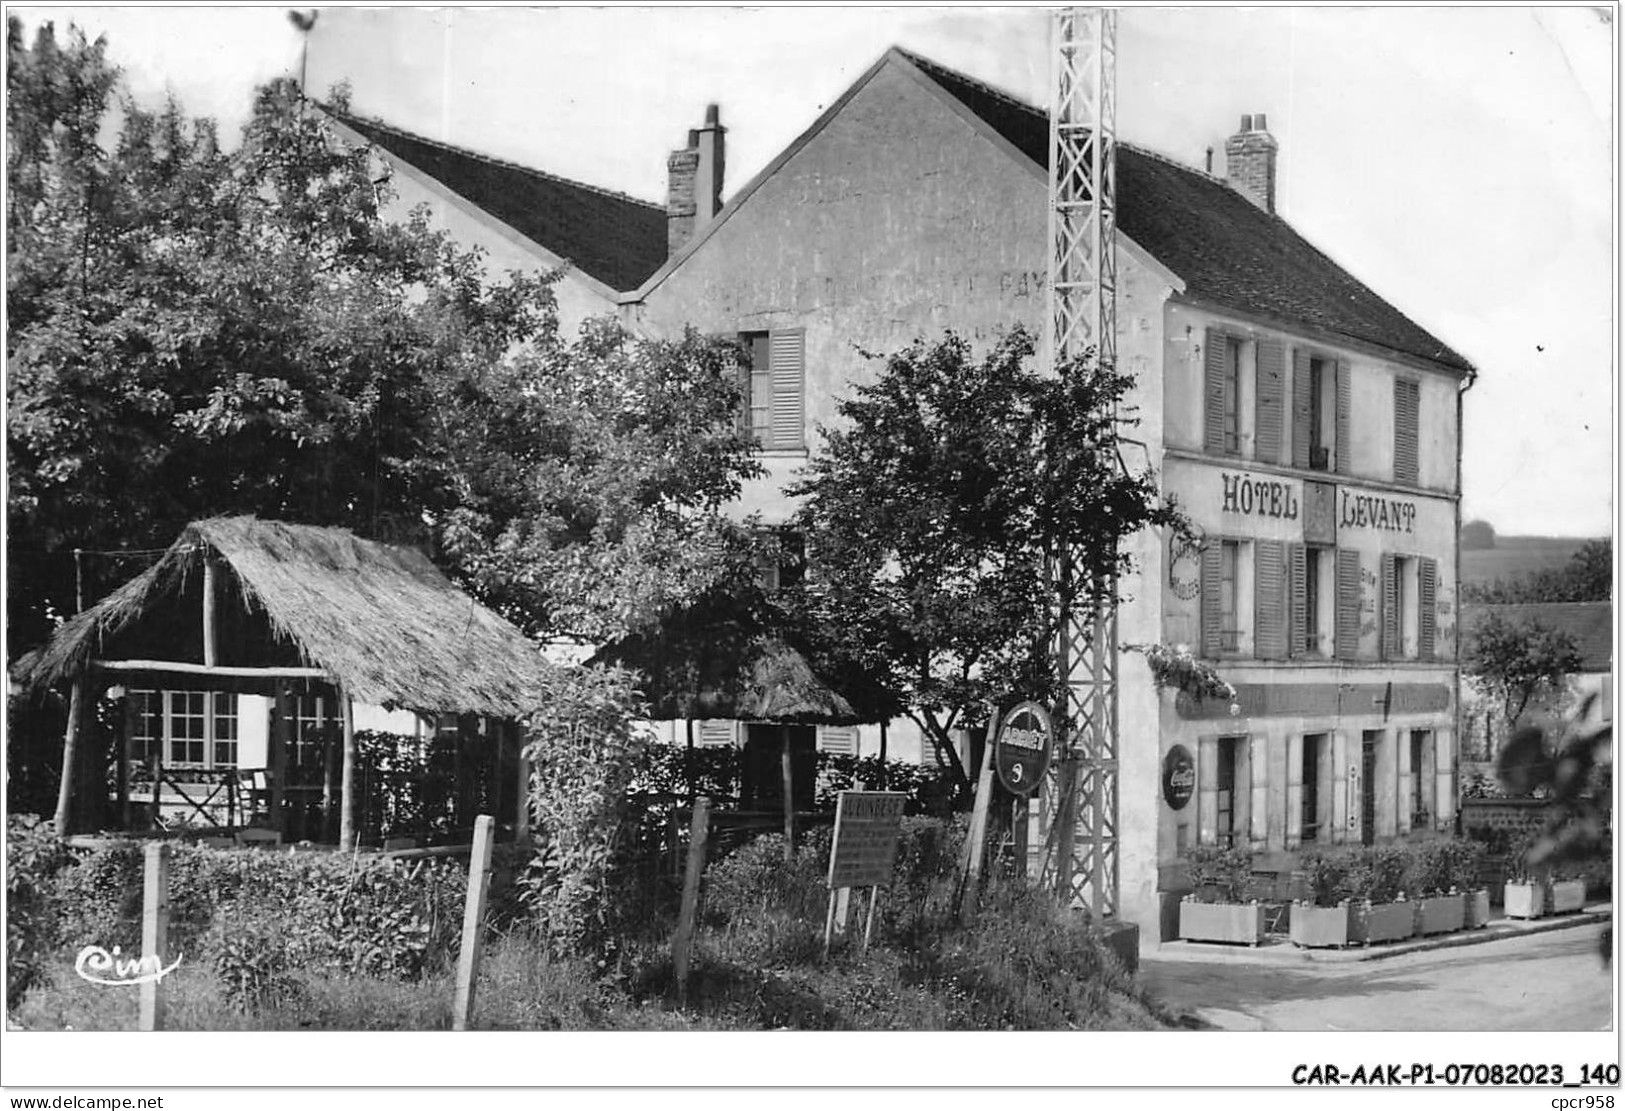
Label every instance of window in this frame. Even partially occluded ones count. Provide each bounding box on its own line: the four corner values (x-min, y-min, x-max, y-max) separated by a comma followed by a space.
756, 528, 805, 592
293, 695, 336, 771
1203, 330, 1249, 457
1410, 729, 1433, 829
1381, 554, 1433, 660
1304, 546, 1327, 654
739, 329, 805, 451
1215, 736, 1240, 846
1201, 538, 1251, 656
1293, 351, 1347, 473
132, 690, 239, 769
1301, 733, 1326, 842
1394, 377, 1420, 485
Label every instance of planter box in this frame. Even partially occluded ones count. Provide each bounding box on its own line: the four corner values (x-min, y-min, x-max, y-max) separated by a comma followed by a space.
1179, 899, 1266, 946
1415, 892, 1466, 936
1465, 888, 1491, 929
1504, 881, 1546, 919
1549, 879, 1586, 915
1352, 899, 1417, 945
1289, 902, 1352, 948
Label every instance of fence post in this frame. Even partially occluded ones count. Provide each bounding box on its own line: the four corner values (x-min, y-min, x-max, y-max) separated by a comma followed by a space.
139, 842, 170, 1031
452, 814, 495, 1031
672, 798, 710, 1004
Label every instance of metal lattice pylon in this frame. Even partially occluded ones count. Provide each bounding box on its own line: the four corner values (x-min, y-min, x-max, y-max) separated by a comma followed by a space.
1035, 6, 1119, 920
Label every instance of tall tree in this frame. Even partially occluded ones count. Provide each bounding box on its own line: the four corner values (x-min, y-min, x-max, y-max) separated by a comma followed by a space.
6, 19, 763, 652
1463, 612, 1584, 729
789, 328, 1185, 793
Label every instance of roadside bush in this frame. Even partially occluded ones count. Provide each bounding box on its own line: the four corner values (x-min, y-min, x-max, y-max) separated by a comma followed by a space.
1343, 845, 1410, 903
1402, 839, 1456, 896
700, 828, 832, 967
1296, 846, 1358, 907
6, 814, 75, 1009
1183, 844, 1254, 902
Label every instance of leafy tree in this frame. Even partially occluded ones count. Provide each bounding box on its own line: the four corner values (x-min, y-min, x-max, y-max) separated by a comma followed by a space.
1462, 612, 1584, 728
789, 328, 1185, 794
6, 19, 762, 653
1461, 538, 1612, 603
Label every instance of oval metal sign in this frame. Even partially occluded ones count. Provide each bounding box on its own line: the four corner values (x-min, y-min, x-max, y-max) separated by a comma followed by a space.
995, 701, 1053, 796
1162, 744, 1196, 811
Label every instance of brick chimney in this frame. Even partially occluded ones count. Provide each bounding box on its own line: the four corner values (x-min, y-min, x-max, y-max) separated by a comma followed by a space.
1224, 113, 1278, 214
667, 104, 725, 256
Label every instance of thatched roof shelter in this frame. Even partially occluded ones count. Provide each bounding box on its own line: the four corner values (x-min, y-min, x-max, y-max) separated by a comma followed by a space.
13, 516, 552, 717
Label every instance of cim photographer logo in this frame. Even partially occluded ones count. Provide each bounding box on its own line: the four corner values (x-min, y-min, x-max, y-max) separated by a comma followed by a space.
74, 944, 183, 987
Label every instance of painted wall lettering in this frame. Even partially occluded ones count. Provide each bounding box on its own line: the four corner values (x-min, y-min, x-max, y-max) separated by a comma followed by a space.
1220, 472, 1300, 520
1338, 489, 1418, 533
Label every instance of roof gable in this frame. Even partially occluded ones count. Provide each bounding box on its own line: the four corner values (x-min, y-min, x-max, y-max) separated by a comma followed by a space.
333, 111, 668, 292
896, 50, 1474, 375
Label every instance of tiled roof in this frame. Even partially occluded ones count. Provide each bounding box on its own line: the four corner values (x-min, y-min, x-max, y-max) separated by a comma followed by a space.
330, 111, 668, 292
900, 51, 1475, 375
1462, 602, 1614, 673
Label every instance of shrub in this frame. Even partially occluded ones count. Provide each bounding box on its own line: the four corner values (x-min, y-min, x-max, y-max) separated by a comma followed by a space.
1296, 846, 1358, 907
1183, 845, 1253, 902
1402, 840, 1455, 897
6, 814, 75, 1008
1343, 845, 1410, 903
700, 828, 832, 967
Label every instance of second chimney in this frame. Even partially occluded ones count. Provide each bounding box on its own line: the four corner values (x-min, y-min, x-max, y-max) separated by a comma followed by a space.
667, 104, 726, 256
1224, 113, 1278, 214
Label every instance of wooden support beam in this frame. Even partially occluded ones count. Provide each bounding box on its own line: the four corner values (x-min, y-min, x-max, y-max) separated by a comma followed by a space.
119, 692, 136, 830
271, 686, 291, 837
202, 557, 218, 668
781, 727, 795, 863
53, 677, 86, 837
672, 797, 710, 1004
338, 689, 357, 850
93, 660, 329, 679
515, 748, 532, 846
139, 842, 170, 1031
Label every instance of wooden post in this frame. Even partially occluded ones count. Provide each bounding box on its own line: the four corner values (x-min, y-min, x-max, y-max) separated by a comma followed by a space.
684, 717, 696, 805
833, 886, 852, 937
139, 842, 170, 1032
878, 720, 888, 790
671, 797, 710, 1003
451, 814, 495, 1031
781, 726, 795, 862
487, 717, 504, 820
862, 886, 880, 952
53, 677, 86, 837
338, 690, 357, 850
271, 686, 290, 837
119, 691, 135, 830
957, 712, 1001, 920
514, 749, 532, 846
201, 555, 218, 668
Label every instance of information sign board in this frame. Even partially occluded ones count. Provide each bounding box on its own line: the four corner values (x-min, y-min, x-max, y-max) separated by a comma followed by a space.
994, 701, 1053, 796
826, 791, 908, 889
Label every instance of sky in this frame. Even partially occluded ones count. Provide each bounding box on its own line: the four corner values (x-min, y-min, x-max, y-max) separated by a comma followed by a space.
9, 5, 1617, 539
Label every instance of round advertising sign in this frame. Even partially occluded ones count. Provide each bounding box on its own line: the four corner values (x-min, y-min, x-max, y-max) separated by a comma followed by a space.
1162, 744, 1196, 811
994, 701, 1053, 796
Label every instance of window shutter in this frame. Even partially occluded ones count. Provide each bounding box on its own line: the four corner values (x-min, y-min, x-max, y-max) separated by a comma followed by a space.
1199, 542, 1223, 656
1197, 735, 1218, 846
1330, 731, 1349, 844
1249, 734, 1269, 845
1334, 548, 1361, 660
1433, 730, 1454, 830
1291, 348, 1313, 469
1393, 378, 1420, 485
1287, 543, 1307, 659
747, 334, 772, 442
1286, 735, 1304, 848
1418, 556, 1438, 660
1255, 339, 1285, 464
1396, 734, 1413, 835
698, 720, 738, 747
1254, 540, 1286, 660
817, 726, 857, 756
768, 329, 804, 450
1379, 552, 1399, 660
1334, 359, 1352, 475
1203, 328, 1227, 453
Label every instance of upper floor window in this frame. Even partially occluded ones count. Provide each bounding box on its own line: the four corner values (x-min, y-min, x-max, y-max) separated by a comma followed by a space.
739, 329, 805, 451
1292, 351, 1346, 473
1393, 377, 1420, 485
1203, 332, 1246, 457
1380, 552, 1438, 660
1201, 537, 1252, 656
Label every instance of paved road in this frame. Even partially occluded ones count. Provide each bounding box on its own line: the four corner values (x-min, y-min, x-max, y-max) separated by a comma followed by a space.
1141, 923, 1614, 1031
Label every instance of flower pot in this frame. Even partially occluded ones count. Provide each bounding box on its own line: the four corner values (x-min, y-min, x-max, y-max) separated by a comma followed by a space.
1415, 891, 1466, 936
1549, 879, 1586, 915
1464, 888, 1491, 929
1351, 898, 1416, 944
1179, 898, 1266, 945
1504, 881, 1546, 919
1289, 902, 1352, 948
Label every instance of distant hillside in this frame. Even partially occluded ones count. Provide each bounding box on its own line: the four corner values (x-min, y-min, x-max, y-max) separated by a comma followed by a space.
1461, 535, 1603, 587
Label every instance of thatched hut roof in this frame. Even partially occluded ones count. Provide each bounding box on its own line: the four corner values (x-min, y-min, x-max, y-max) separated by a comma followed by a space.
13, 517, 552, 717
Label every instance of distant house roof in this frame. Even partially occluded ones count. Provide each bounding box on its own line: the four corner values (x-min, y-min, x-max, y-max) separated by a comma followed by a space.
13, 517, 554, 716
898, 50, 1475, 376
331, 110, 668, 292
1462, 601, 1614, 673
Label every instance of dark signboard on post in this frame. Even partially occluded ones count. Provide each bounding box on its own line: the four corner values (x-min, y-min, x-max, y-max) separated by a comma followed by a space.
827, 791, 909, 889
1162, 744, 1195, 810
994, 701, 1053, 796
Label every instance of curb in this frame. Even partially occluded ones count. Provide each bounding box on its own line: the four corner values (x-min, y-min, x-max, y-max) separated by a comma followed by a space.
1145, 905, 1611, 965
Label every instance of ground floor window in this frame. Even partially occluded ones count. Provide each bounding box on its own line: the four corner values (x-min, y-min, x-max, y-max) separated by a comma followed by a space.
1301, 732, 1326, 842
130, 689, 240, 770
1410, 728, 1434, 830
1215, 736, 1241, 846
